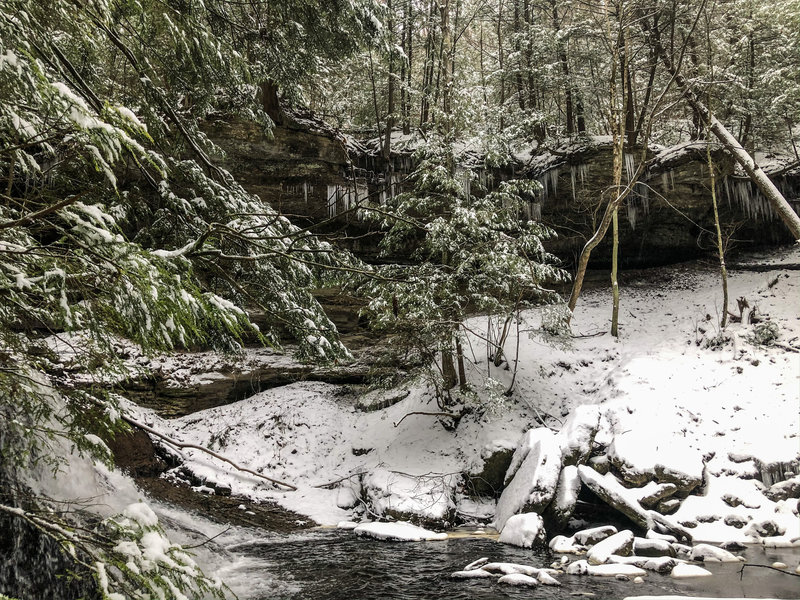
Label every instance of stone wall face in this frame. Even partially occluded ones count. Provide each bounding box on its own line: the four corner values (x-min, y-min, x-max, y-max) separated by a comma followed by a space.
204, 118, 798, 268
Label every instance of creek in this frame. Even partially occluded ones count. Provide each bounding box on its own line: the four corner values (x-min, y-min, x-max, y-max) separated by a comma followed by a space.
159, 507, 800, 600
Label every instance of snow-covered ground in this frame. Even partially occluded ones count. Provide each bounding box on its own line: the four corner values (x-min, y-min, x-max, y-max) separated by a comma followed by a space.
138, 246, 799, 548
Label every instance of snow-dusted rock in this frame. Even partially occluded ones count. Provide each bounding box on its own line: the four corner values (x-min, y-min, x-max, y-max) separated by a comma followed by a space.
549, 534, 583, 554
498, 573, 538, 587
545, 464, 581, 529
587, 530, 634, 565
567, 560, 647, 578
589, 454, 611, 475
645, 529, 678, 544
463, 557, 489, 571
656, 497, 682, 515
498, 513, 547, 548
637, 482, 679, 509
557, 404, 601, 465
467, 440, 515, 496
745, 519, 786, 538
336, 520, 360, 530
642, 557, 680, 574
765, 475, 800, 501
450, 569, 495, 579
633, 537, 676, 557
690, 543, 740, 562
573, 525, 618, 546
352, 521, 447, 542
481, 562, 540, 577
495, 430, 562, 530
504, 428, 553, 485
537, 570, 561, 586
607, 431, 704, 493
578, 466, 653, 529
565, 560, 590, 575
670, 563, 713, 578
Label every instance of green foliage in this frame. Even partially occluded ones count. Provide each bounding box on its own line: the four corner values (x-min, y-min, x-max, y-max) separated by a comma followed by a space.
749, 321, 780, 346
359, 135, 568, 397
0, 0, 377, 597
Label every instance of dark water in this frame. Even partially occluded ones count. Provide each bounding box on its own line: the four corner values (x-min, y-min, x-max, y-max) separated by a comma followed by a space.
222, 530, 800, 600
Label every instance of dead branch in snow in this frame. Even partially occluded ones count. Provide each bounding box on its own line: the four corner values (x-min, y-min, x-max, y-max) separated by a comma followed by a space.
121, 414, 297, 491
314, 471, 369, 489
392, 411, 460, 427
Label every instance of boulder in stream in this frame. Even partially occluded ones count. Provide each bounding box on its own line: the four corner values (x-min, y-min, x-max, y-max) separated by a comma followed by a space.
587, 530, 634, 565
498, 513, 547, 548
495, 430, 562, 531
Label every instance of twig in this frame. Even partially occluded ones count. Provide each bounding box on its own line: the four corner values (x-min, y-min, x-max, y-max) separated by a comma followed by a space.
774, 342, 800, 353
182, 526, 231, 550
314, 471, 369, 489
121, 414, 297, 491
739, 563, 800, 579
393, 411, 460, 428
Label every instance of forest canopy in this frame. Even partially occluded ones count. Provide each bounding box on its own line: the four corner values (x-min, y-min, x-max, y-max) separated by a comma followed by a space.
0, 0, 798, 598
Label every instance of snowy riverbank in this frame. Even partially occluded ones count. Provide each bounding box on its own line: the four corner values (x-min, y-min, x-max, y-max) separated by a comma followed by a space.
132, 246, 799, 551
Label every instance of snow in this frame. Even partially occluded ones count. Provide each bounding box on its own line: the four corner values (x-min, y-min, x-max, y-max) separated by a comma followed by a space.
122, 247, 798, 549
669, 563, 714, 578
123, 502, 159, 528
497, 513, 546, 548
497, 573, 538, 586
567, 559, 648, 577
352, 521, 447, 542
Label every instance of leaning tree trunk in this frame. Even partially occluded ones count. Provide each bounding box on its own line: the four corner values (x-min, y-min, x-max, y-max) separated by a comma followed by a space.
644, 22, 800, 241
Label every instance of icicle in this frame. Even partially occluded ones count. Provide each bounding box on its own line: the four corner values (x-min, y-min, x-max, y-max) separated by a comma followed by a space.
579, 163, 588, 188
548, 167, 559, 199
669, 169, 675, 190
624, 153, 635, 182
530, 201, 542, 221
303, 181, 308, 204
327, 185, 338, 218
661, 171, 670, 193
570, 165, 577, 201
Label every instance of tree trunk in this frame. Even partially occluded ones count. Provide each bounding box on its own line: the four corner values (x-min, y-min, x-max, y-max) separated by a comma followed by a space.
611, 208, 620, 337
708, 131, 729, 329
643, 22, 800, 240
456, 337, 468, 391
384, 0, 395, 159
400, 0, 412, 135
551, 0, 574, 134
513, 0, 526, 110
260, 80, 284, 125
419, 0, 437, 127
442, 348, 458, 390
497, 0, 506, 129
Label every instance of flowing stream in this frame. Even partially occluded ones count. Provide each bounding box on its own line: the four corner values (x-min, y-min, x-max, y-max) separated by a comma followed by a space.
159, 508, 800, 600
